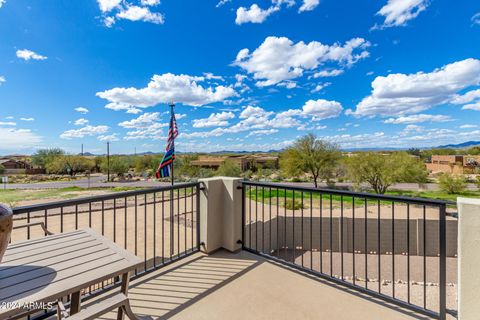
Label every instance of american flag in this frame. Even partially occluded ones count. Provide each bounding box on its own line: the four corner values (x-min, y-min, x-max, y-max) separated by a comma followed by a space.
156, 111, 178, 178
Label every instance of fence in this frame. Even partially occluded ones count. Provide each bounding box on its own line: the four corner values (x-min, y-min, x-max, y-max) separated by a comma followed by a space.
10, 182, 201, 316
241, 181, 457, 320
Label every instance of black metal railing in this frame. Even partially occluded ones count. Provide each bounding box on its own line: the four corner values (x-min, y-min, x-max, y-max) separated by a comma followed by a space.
11, 182, 201, 303
241, 181, 457, 320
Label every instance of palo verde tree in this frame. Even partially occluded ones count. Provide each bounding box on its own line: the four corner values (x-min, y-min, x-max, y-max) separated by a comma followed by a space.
31, 148, 65, 169
280, 134, 341, 188
346, 152, 428, 194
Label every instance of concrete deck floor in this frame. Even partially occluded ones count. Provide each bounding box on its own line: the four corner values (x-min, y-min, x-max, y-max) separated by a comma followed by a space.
83, 250, 440, 320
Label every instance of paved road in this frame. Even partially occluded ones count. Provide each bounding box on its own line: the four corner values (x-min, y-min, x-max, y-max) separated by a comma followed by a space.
3, 174, 477, 191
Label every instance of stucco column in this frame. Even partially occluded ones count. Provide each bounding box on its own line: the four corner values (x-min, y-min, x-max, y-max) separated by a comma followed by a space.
198, 177, 243, 254
457, 197, 480, 320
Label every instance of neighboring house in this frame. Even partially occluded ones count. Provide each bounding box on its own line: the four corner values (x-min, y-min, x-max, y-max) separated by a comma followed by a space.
191, 154, 279, 171
0, 158, 45, 174
426, 155, 480, 174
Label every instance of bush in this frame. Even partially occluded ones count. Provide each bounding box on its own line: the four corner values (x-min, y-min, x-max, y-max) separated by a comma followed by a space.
476, 175, 480, 190
284, 199, 304, 210
438, 173, 467, 194
0, 164, 4, 174
216, 159, 241, 177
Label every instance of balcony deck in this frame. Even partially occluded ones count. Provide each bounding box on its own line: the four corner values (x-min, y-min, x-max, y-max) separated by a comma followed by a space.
78, 250, 436, 320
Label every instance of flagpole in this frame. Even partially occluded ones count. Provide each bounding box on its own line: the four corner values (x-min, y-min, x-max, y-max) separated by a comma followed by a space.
169, 101, 175, 257
170, 101, 175, 186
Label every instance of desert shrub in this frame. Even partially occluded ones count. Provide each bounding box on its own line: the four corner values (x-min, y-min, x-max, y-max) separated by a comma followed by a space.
284, 199, 304, 210
438, 173, 467, 194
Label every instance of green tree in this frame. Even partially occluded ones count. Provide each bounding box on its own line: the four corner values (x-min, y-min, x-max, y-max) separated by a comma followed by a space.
216, 159, 242, 177
346, 152, 428, 194
466, 146, 480, 155
31, 148, 65, 169
101, 156, 130, 177
0, 164, 4, 174
177, 154, 200, 177
280, 134, 341, 188
407, 148, 421, 157
46, 155, 95, 176
438, 173, 467, 194
476, 175, 480, 190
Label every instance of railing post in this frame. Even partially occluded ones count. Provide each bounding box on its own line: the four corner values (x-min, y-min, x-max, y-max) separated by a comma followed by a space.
198, 177, 243, 253
457, 197, 480, 320
439, 204, 446, 320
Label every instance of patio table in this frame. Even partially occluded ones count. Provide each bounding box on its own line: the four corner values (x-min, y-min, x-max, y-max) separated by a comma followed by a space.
0, 228, 141, 319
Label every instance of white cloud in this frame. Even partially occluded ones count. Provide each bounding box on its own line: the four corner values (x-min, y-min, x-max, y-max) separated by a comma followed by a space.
192, 111, 235, 128
60, 125, 109, 139
0, 76, 5, 85
247, 129, 278, 137
460, 124, 477, 129
301, 99, 343, 120
472, 13, 480, 26
313, 69, 344, 78
97, 73, 236, 110
375, 0, 429, 29
97, 0, 121, 12
104, 16, 116, 27
462, 101, 480, 111
116, 5, 164, 24
234, 36, 370, 87
124, 122, 167, 140
20, 117, 34, 121
141, 0, 160, 6
0, 121, 16, 126
235, 4, 279, 25
299, 0, 319, 12
0, 0, 5, 8
216, 0, 231, 8
98, 133, 119, 141
384, 114, 452, 124
351, 58, 480, 117
0, 128, 42, 150
75, 107, 89, 114
16, 49, 47, 61
450, 89, 480, 105
311, 82, 331, 93
74, 118, 89, 126
118, 112, 160, 128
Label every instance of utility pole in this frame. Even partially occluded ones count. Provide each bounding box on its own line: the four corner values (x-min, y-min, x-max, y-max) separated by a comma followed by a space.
81, 144, 84, 156
107, 142, 110, 182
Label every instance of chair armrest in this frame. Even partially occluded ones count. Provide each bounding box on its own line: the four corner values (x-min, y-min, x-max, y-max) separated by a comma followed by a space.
12, 222, 54, 236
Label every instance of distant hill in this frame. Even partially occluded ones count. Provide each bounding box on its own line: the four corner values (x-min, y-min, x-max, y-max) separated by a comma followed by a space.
436, 141, 480, 149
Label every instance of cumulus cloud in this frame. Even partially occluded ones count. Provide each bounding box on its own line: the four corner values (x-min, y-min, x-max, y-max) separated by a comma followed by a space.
460, 124, 477, 129
60, 125, 109, 139
374, 0, 429, 29
301, 99, 343, 120
97, 0, 121, 12
0, 76, 5, 85
384, 114, 452, 124
74, 118, 89, 126
192, 112, 235, 128
234, 36, 370, 87
0, 0, 5, 8
462, 102, 480, 111
235, 4, 279, 25
98, 0, 164, 27
118, 112, 161, 128
97, 73, 236, 110
75, 107, 89, 114
0, 128, 42, 150
246, 129, 278, 137
350, 58, 480, 117
16, 49, 47, 61
299, 0, 319, 12
116, 5, 164, 24
313, 69, 344, 78
20, 117, 34, 121
98, 133, 119, 141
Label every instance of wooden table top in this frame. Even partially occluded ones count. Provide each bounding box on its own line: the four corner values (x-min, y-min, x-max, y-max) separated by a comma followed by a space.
0, 228, 141, 318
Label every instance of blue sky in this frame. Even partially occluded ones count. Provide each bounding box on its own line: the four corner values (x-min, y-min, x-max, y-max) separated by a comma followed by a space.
0, 0, 479, 155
